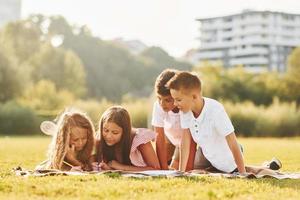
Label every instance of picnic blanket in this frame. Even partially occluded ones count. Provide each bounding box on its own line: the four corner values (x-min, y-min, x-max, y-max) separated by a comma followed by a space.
13, 167, 300, 180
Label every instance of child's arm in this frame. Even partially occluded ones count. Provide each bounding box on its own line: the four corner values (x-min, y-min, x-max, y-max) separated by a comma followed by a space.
108, 142, 161, 171
65, 145, 84, 168
179, 129, 192, 172
226, 132, 246, 173
186, 138, 197, 171
154, 126, 168, 169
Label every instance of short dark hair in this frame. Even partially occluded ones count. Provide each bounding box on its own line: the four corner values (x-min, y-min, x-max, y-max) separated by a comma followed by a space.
155, 69, 177, 96
166, 71, 201, 92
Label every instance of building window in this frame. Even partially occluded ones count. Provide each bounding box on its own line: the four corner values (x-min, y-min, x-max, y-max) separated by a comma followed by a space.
224, 17, 232, 22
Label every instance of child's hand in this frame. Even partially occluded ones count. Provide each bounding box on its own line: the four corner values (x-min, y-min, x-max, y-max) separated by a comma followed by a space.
92, 162, 101, 171
70, 165, 83, 172
107, 160, 122, 170
66, 145, 77, 161
99, 162, 112, 170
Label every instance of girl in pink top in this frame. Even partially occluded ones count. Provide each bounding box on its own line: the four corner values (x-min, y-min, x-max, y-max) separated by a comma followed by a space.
95, 106, 160, 171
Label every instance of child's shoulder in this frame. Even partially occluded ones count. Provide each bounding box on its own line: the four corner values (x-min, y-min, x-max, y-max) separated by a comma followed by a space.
134, 128, 156, 139
153, 100, 164, 113
131, 128, 156, 151
204, 97, 225, 112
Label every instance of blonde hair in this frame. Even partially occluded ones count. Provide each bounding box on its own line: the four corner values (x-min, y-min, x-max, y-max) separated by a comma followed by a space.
46, 108, 95, 170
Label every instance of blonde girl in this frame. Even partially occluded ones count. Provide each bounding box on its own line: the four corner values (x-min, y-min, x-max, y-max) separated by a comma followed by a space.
36, 109, 95, 171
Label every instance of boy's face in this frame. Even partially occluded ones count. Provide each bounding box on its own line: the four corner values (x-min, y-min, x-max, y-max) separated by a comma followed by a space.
157, 94, 176, 112
170, 88, 194, 113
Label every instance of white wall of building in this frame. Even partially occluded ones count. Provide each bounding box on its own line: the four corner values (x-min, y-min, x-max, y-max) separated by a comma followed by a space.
196, 10, 300, 72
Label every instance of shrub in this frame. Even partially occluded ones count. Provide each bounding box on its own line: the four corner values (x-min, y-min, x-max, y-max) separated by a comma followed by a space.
224, 99, 300, 137
0, 101, 41, 135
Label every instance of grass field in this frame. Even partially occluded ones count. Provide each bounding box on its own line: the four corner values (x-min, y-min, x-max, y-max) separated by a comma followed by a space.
1, 136, 300, 199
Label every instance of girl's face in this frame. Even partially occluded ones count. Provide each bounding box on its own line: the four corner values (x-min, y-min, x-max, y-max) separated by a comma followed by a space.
69, 127, 88, 151
102, 121, 123, 146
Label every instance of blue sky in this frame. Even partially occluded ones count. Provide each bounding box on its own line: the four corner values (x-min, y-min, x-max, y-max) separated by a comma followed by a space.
22, 0, 300, 57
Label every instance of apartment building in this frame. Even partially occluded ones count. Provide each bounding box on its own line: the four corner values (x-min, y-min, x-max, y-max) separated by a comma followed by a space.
196, 10, 300, 72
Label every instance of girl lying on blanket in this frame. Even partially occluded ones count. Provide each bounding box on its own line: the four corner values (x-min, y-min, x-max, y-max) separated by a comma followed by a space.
94, 106, 160, 171
36, 109, 95, 171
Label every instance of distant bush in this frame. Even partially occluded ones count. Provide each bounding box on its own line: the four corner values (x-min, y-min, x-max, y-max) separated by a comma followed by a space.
0, 101, 41, 135
72, 99, 113, 128
224, 99, 300, 137
194, 65, 300, 106
122, 98, 151, 128
18, 80, 75, 112
73, 98, 150, 129
2, 97, 299, 137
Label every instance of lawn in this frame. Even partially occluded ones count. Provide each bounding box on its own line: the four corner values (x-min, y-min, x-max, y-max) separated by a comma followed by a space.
1, 136, 300, 199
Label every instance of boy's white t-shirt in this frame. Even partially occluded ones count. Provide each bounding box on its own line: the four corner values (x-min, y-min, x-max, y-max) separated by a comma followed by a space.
180, 97, 236, 173
151, 100, 183, 147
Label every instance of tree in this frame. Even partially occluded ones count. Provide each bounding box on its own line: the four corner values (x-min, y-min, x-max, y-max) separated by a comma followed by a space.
0, 49, 22, 102
28, 44, 87, 97
3, 14, 193, 101
287, 47, 300, 76
141, 46, 192, 71
18, 80, 74, 112
282, 47, 300, 104
0, 20, 41, 64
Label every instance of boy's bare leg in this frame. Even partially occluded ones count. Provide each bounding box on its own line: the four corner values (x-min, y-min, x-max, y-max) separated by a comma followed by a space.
193, 147, 212, 170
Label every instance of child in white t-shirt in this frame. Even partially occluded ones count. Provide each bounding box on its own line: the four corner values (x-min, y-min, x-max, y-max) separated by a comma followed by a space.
152, 69, 196, 170
166, 71, 281, 174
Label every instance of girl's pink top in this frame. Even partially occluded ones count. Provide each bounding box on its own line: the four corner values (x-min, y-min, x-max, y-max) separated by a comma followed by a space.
130, 128, 156, 167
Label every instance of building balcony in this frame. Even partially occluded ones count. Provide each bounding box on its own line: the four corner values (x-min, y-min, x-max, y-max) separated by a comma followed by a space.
229, 47, 269, 56
197, 51, 224, 59
229, 56, 269, 65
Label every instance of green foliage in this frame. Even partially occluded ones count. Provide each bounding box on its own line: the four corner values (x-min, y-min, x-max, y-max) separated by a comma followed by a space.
72, 98, 150, 129
0, 20, 41, 64
122, 98, 151, 128
224, 99, 300, 137
18, 80, 75, 112
287, 47, 300, 76
0, 49, 22, 102
195, 66, 282, 105
0, 101, 40, 135
0, 17, 87, 99
282, 47, 300, 104
26, 15, 192, 101
27, 44, 86, 97
72, 99, 113, 126
141, 46, 191, 71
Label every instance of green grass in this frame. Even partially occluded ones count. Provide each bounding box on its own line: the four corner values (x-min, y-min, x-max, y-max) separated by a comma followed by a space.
1, 137, 300, 200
